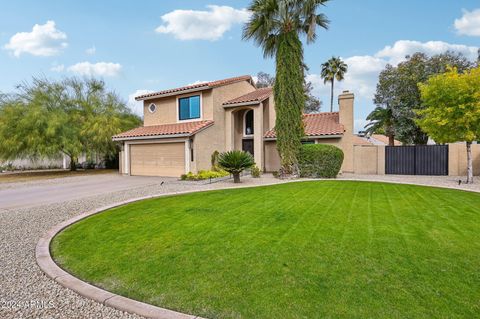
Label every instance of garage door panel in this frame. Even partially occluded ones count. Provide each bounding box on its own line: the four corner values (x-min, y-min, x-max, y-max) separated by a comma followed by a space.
130, 143, 185, 177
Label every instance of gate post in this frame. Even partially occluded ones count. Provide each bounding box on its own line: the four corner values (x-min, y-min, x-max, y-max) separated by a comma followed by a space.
377, 145, 385, 175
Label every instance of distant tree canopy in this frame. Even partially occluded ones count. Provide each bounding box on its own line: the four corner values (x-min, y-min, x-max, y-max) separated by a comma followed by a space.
0, 77, 141, 170
255, 71, 322, 114
369, 51, 476, 145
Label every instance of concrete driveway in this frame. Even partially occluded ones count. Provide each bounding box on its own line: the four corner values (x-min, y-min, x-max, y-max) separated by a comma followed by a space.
0, 173, 178, 210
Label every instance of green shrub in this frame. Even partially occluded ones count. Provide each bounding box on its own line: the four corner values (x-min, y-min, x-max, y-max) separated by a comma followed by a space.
251, 165, 261, 178
218, 150, 255, 183
272, 171, 280, 178
181, 170, 229, 181
298, 144, 344, 178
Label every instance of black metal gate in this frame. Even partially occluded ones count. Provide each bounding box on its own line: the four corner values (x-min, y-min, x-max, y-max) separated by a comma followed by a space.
385, 145, 448, 175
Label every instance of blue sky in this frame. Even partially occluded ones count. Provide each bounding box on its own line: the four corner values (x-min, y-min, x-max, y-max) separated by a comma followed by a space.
1, 0, 479, 131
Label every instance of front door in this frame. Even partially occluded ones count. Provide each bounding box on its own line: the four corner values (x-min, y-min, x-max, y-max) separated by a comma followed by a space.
242, 139, 254, 156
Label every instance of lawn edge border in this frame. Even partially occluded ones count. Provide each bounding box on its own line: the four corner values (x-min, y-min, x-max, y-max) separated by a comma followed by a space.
35, 177, 480, 319
35, 188, 221, 319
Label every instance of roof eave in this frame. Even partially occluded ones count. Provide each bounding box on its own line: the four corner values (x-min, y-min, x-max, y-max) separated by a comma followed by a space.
112, 133, 191, 141
112, 121, 214, 141
135, 86, 210, 101
264, 134, 343, 141
223, 100, 263, 108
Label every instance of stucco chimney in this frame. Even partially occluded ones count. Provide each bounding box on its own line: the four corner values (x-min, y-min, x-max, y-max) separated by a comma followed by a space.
338, 91, 354, 173
338, 90, 354, 135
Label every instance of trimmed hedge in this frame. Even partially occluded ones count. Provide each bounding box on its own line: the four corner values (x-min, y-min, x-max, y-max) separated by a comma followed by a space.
298, 144, 344, 178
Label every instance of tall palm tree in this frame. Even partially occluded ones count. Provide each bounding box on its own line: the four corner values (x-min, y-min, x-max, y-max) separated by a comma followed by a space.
365, 105, 395, 146
321, 57, 348, 112
243, 0, 330, 175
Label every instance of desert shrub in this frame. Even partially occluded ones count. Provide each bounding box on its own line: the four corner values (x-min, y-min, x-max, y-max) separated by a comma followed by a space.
181, 170, 229, 181
298, 144, 344, 178
251, 165, 261, 178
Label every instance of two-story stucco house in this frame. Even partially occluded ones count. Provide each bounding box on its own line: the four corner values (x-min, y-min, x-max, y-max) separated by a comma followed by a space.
113, 75, 355, 177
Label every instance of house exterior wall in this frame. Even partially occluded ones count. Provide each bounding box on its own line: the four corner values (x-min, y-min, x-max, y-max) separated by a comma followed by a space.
143, 90, 214, 126
263, 92, 355, 174
265, 141, 281, 172
190, 80, 256, 172
264, 138, 343, 172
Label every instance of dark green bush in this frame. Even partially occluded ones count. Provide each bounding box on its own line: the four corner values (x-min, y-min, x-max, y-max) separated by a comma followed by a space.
298, 144, 344, 178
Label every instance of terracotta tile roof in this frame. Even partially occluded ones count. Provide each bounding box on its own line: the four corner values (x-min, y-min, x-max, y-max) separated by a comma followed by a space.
370, 134, 402, 146
223, 87, 273, 106
354, 135, 374, 145
135, 75, 253, 101
264, 112, 344, 139
112, 120, 214, 140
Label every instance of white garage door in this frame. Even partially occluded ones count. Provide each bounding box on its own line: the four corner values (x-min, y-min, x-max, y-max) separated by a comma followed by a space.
130, 143, 185, 177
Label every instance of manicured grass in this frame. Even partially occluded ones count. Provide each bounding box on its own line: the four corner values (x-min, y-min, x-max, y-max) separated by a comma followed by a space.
51, 181, 480, 318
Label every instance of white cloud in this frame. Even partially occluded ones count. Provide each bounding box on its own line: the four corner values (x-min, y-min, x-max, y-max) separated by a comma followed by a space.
306, 55, 386, 101
376, 40, 478, 65
308, 40, 479, 101
128, 90, 154, 116
306, 39, 479, 120
454, 9, 480, 36
85, 46, 96, 55
67, 62, 122, 77
187, 80, 209, 86
50, 64, 65, 72
4, 20, 67, 57
155, 5, 251, 41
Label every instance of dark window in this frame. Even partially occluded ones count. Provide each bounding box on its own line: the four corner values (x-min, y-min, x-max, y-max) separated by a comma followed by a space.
245, 110, 254, 135
301, 140, 315, 144
179, 95, 200, 120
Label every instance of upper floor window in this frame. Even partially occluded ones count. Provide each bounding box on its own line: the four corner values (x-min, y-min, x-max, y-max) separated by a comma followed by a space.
244, 109, 254, 136
178, 95, 200, 121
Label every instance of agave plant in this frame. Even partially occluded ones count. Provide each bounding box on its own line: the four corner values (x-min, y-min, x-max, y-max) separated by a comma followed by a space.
218, 150, 255, 183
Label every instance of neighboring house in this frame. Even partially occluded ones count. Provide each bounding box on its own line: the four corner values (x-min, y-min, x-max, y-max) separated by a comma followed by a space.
354, 134, 402, 146
113, 75, 356, 177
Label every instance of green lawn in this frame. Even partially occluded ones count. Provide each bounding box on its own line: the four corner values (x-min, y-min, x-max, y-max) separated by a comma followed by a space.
51, 181, 480, 319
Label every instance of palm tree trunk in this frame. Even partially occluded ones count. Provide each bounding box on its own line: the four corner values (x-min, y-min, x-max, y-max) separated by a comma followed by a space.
273, 31, 305, 176
466, 141, 473, 183
330, 79, 334, 112
388, 135, 394, 146
233, 173, 240, 183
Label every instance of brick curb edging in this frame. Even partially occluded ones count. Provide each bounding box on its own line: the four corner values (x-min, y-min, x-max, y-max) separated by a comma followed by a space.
35, 178, 480, 319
